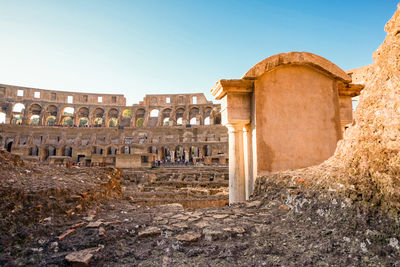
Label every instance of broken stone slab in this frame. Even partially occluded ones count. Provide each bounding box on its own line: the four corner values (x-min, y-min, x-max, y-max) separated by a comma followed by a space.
65, 247, 102, 266
176, 232, 202, 242
138, 226, 162, 238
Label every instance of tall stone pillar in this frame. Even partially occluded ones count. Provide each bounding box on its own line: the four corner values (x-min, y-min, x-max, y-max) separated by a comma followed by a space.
211, 79, 253, 204
226, 123, 246, 203
243, 123, 254, 200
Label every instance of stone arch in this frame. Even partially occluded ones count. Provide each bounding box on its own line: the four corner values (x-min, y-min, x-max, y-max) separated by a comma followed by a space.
189, 107, 200, 125
11, 115, 23, 125
62, 116, 74, 126
46, 116, 57, 126
175, 107, 185, 125
62, 106, 75, 116
120, 108, 132, 127
108, 118, 118, 127
122, 108, 132, 118
28, 103, 42, 115
135, 108, 146, 127
45, 105, 58, 125
29, 115, 40, 125
108, 108, 119, 118
150, 109, 159, 117
12, 103, 25, 113
161, 108, 172, 126
77, 107, 89, 117
92, 108, 104, 126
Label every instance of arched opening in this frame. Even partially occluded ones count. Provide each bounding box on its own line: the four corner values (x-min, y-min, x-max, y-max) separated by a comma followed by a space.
175, 145, 184, 161
11, 115, 23, 125
63, 146, 72, 157
204, 116, 210, 125
6, 141, 13, 152
13, 103, 25, 113
29, 115, 40, 126
190, 117, 198, 125
79, 117, 89, 126
161, 108, 171, 126
122, 109, 132, 118
163, 118, 170, 126
108, 118, 118, 127
94, 117, 103, 126
189, 107, 200, 125
29, 146, 39, 156
77, 107, 89, 118
203, 145, 211, 156
150, 109, 159, 117
190, 146, 199, 162
46, 146, 56, 159
92, 146, 103, 155
28, 104, 42, 117
122, 146, 130, 154
92, 108, 104, 127
62, 116, 73, 126
0, 112, 6, 124
135, 109, 145, 127
63, 107, 75, 116
136, 118, 144, 127
107, 146, 117, 155
46, 116, 56, 126
175, 108, 184, 125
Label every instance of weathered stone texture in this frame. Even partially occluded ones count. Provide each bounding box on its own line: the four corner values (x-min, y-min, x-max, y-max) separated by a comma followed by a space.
332, 4, 400, 208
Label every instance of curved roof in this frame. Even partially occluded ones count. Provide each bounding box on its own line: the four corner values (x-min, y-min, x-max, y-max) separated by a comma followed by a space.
242, 52, 351, 83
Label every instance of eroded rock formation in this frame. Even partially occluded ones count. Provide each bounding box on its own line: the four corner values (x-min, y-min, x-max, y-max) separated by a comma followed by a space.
332, 3, 400, 209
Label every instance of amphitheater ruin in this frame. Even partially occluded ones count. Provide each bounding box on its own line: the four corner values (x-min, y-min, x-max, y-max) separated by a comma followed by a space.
0, 84, 228, 168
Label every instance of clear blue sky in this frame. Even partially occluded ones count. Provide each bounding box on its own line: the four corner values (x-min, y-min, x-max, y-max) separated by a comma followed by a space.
0, 0, 397, 105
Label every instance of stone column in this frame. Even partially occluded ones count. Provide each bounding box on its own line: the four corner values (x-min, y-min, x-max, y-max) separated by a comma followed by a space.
226, 123, 246, 203
243, 124, 254, 200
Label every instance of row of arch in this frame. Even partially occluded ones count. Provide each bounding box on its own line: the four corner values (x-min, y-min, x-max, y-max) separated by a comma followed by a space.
2, 103, 221, 127
6, 143, 220, 163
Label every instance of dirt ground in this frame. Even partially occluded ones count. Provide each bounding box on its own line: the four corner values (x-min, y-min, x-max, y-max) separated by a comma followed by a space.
1, 151, 400, 266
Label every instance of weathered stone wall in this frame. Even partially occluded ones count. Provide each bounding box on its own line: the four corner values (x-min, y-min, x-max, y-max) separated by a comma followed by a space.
331, 4, 400, 208
0, 85, 228, 166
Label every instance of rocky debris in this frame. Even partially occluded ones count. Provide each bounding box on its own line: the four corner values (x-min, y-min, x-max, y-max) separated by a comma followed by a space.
57, 229, 76, 240
175, 231, 202, 242
65, 246, 102, 266
139, 226, 162, 237
86, 220, 103, 228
